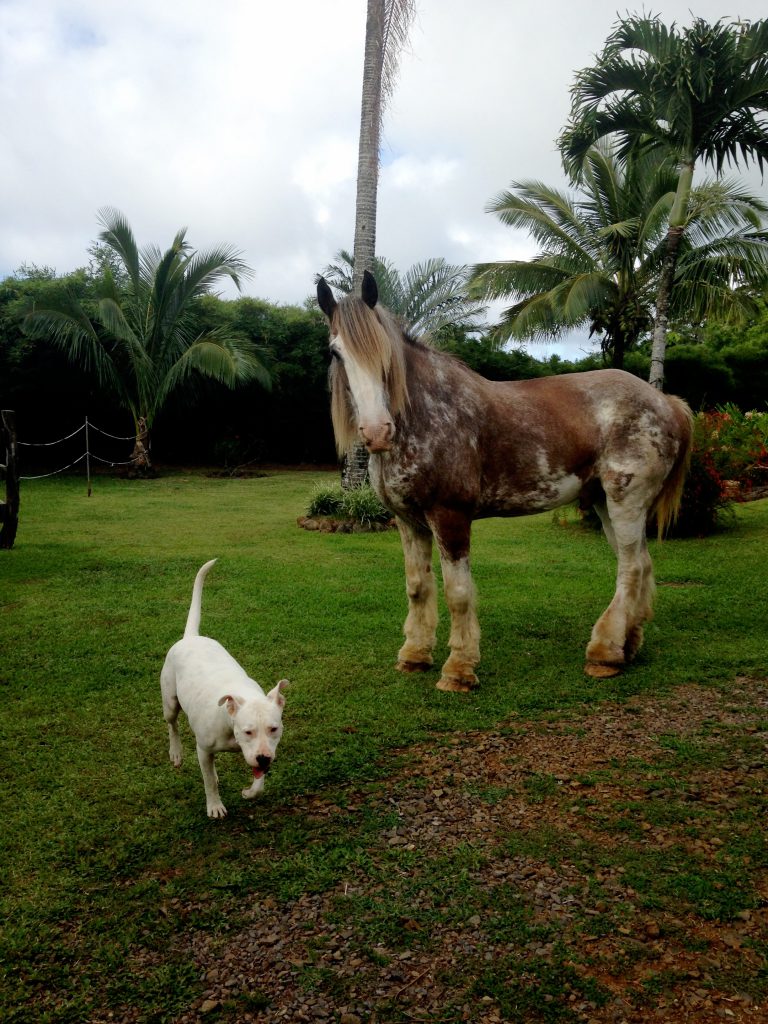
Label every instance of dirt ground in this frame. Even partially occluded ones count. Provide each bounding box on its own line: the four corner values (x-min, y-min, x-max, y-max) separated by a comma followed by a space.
163, 678, 767, 1024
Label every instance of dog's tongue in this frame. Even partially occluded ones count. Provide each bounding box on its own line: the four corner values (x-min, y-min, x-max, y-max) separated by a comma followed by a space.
252, 767, 264, 779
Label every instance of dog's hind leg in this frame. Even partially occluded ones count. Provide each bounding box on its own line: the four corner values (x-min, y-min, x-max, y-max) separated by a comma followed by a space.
197, 746, 227, 818
160, 661, 184, 767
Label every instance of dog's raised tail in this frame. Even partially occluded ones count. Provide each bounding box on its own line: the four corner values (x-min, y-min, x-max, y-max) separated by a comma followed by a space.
184, 559, 218, 639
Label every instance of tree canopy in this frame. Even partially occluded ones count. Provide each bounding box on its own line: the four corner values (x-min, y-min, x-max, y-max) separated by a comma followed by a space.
470, 145, 768, 368
559, 14, 768, 387
23, 209, 269, 467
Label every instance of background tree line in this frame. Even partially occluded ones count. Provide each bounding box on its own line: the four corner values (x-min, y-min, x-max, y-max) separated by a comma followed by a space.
3, 10, 768, 473
1, 253, 767, 473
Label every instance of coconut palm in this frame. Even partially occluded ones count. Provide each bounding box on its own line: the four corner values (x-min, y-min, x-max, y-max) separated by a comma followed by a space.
24, 208, 269, 470
559, 14, 768, 387
352, 0, 416, 294
469, 145, 768, 369
323, 250, 487, 340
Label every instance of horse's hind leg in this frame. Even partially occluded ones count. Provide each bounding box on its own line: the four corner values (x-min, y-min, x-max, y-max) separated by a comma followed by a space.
396, 519, 438, 673
586, 491, 656, 678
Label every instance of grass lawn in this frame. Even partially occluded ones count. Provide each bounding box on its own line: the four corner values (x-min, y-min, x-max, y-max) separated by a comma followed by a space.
1, 470, 766, 1023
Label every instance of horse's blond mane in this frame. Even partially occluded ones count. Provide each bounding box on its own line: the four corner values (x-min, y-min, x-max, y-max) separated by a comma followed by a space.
329, 297, 409, 455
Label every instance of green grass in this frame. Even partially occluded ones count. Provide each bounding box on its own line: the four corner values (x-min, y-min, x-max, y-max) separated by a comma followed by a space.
1, 471, 767, 1021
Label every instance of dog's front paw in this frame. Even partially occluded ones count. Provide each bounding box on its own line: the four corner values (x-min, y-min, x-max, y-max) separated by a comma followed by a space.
242, 778, 265, 800
207, 801, 228, 818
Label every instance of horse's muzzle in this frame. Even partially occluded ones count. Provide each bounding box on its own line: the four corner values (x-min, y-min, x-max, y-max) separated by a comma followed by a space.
360, 422, 394, 452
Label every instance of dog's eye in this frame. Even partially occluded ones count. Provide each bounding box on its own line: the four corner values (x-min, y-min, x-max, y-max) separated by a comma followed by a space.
269, 726, 280, 735
244, 730, 253, 737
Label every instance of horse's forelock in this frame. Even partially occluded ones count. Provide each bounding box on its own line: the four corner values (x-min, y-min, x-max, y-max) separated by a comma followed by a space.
332, 297, 409, 433
329, 359, 356, 455
335, 299, 392, 376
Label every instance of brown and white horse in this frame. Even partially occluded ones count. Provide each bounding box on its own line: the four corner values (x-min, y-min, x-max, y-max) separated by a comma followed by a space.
317, 271, 693, 691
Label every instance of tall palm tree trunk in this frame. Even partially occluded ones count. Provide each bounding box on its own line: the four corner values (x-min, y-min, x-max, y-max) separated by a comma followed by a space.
352, 0, 385, 296
346, 0, 414, 487
648, 226, 685, 389
128, 415, 152, 475
649, 161, 693, 390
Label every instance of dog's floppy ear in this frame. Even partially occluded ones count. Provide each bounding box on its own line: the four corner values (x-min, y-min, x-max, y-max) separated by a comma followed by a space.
316, 277, 336, 320
218, 694, 245, 716
267, 679, 289, 709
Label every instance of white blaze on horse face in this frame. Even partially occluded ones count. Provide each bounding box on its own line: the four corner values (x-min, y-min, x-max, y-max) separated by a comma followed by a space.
332, 333, 395, 452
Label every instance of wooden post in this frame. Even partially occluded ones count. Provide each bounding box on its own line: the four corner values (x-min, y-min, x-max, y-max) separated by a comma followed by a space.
0, 409, 19, 549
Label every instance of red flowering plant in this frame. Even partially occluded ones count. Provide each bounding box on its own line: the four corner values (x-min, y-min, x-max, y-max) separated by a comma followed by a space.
674, 406, 768, 536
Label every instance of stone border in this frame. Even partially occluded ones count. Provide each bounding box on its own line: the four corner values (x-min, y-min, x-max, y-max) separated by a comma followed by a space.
297, 515, 396, 534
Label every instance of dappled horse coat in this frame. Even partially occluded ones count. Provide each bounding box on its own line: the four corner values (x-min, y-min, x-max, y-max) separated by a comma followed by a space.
317, 272, 693, 691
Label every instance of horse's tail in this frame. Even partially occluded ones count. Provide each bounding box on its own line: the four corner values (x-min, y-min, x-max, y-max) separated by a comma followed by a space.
184, 559, 218, 639
653, 395, 694, 539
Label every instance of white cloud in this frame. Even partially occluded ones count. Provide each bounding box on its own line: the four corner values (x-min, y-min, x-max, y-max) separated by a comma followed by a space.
1, 0, 766, 358
386, 154, 460, 190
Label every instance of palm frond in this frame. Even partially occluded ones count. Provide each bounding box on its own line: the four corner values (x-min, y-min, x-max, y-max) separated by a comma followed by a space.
380, 0, 417, 112
97, 207, 142, 291
158, 332, 271, 408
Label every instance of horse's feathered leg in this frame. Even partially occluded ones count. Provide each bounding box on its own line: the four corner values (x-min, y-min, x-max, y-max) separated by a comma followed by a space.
586, 472, 660, 678
437, 555, 480, 691
427, 510, 480, 692
396, 518, 438, 673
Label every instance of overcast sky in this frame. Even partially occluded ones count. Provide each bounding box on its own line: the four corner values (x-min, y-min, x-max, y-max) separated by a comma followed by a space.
2, 1, 767, 358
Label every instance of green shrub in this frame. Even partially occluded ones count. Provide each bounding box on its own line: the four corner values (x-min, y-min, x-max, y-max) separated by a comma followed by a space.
674, 407, 768, 537
306, 484, 345, 518
306, 483, 391, 526
342, 485, 392, 526
664, 345, 734, 410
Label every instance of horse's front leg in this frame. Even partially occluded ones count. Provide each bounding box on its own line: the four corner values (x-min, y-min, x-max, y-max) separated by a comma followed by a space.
396, 518, 438, 673
430, 511, 480, 693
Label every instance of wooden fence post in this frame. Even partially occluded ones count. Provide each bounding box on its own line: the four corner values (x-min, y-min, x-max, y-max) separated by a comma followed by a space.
0, 409, 19, 549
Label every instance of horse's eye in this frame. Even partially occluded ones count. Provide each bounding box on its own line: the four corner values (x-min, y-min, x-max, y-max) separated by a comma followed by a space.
330, 348, 341, 361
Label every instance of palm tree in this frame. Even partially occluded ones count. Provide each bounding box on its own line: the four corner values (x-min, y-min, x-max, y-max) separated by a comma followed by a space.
352, 0, 416, 294
24, 208, 269, 471
323, 250, 487, 340
559, 14, 768, 387
469, 145, 768, 368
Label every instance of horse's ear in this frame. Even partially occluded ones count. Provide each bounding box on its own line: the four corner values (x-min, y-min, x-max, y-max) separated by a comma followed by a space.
361, 270, 378, 309
316, 277, 336, 320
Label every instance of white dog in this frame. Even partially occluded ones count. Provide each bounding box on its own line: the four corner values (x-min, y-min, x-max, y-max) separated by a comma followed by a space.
161, 559, 288, 818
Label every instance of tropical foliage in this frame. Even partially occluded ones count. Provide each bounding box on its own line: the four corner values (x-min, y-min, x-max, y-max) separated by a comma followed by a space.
471, 145, 768, 367
675, 407, 768, 536
559, 14, 768, 387
22, 208, 269, 468
322, 250, 487, 339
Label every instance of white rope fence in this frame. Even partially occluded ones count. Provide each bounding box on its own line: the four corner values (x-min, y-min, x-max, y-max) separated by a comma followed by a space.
17, 418, 146, 494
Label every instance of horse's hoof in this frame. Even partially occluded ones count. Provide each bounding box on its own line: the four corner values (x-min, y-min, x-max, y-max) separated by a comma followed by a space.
436, 675, 479, 693
584, 661, 622, 679
396, 659, 433, 674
